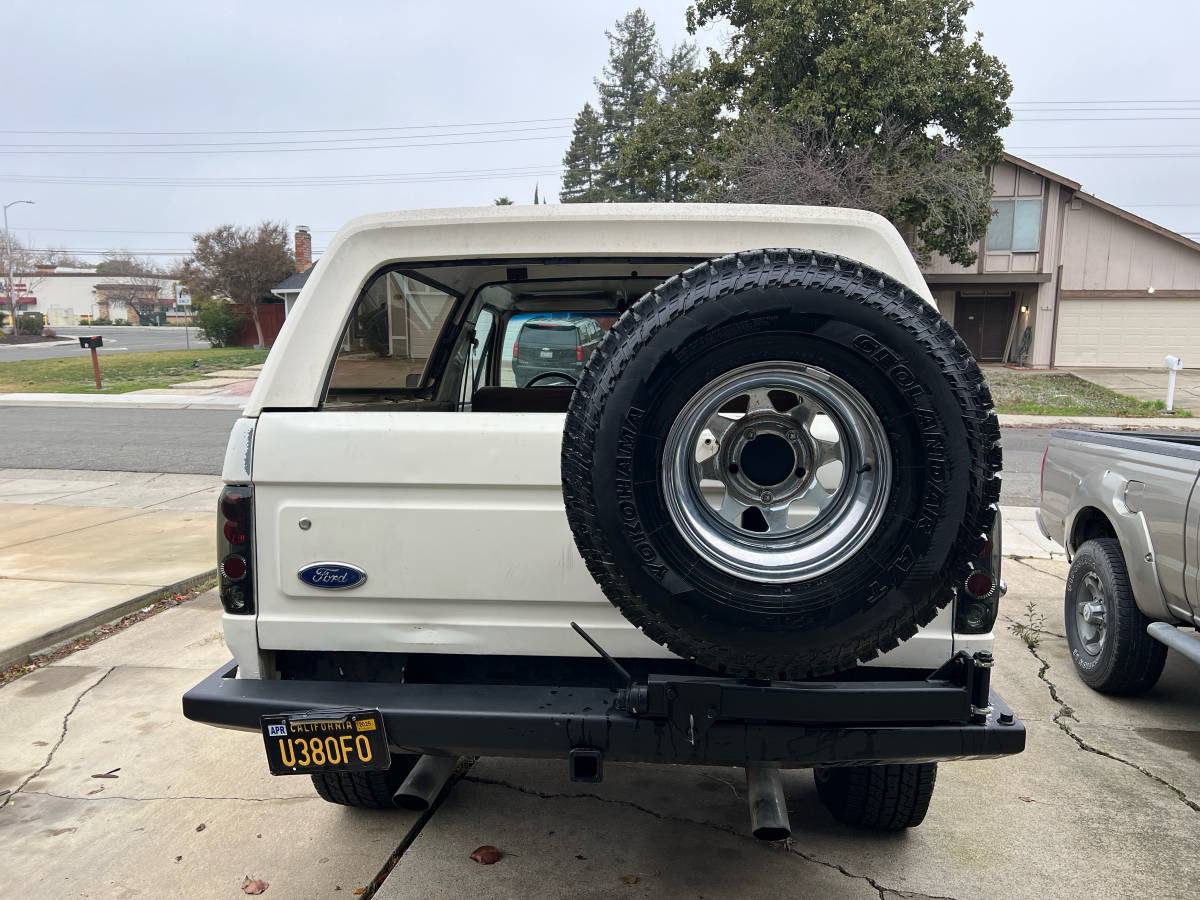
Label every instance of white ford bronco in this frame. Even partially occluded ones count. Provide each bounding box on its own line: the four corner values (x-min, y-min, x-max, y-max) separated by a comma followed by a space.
185, 204, 1022, 839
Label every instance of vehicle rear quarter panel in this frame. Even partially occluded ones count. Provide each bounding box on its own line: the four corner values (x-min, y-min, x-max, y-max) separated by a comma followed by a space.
1042, 433, 1197, 621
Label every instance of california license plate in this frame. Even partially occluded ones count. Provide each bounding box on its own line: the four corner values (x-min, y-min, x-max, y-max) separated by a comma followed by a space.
540, 349, 553, 358
260, 708, 391, 776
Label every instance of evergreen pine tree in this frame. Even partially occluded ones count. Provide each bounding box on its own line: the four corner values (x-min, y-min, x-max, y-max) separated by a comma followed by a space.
559, 102, 606, 203
595, 9, 660, 200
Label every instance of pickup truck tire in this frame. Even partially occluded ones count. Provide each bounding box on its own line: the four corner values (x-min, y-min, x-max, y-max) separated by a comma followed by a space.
814, 763, 937, 829
563, 250, 1001, 678
310, 754, 420, 809
1065, 538, 1166, 695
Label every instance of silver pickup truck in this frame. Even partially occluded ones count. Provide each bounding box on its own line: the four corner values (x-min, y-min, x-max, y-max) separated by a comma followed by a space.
1039, 429, 1200, 693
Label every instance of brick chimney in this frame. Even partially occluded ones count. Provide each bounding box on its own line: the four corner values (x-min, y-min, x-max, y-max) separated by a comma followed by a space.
294, 225, 312, 272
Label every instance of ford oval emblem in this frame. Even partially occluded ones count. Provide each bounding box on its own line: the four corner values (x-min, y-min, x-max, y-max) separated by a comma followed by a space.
297, 562, 367, 590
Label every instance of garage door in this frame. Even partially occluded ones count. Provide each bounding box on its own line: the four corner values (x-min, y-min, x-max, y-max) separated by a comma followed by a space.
1056, 298, 1200, 367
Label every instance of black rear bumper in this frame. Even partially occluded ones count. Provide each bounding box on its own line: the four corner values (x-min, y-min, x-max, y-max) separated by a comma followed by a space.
183, 655, 1025, 768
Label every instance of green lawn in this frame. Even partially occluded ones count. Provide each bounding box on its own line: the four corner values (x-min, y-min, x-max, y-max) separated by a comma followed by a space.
986, 370, 1185, 417
0, 348, 270, 394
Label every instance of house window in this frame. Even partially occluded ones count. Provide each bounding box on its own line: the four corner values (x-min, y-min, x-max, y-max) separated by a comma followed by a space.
987, 198, 1042, 252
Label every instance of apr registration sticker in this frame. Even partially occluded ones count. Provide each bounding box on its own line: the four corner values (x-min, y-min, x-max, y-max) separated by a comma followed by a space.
260, 709, 390, 776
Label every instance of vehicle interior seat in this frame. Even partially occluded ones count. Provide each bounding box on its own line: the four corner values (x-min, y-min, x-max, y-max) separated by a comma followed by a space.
471, 386, 574, 413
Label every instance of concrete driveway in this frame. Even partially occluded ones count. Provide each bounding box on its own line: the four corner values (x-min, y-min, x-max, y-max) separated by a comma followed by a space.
1066, 367, 1200, 414
2, 559, 1197, 898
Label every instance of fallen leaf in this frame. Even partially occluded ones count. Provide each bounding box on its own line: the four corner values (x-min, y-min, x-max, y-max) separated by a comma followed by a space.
621, 874, 640, 885
174, 856, 182, 863
195, 823, 207, 832
241, 875, 269, 895
352, 889, 366, 896
1018, 795, 1036, 803
91, 768, 121, 779
469, 845, 503, 865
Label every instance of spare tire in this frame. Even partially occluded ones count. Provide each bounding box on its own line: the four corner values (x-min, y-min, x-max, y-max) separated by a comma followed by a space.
562, 250, 1001, 678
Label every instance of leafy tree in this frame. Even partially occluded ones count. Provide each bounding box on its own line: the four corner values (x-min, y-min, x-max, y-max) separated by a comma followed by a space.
183, 222, 293, 348
684, 0, 1013, 263
493, 196, 514, 206
193, 300, 244, 348
560, 102, 607, 202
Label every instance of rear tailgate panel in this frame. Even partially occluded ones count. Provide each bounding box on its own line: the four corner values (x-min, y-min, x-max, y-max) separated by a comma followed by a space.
250, 411, 958, 664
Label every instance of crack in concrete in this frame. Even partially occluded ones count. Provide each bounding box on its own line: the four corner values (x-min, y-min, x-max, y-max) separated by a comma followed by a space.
1006, 556, 1068, 582
23, 789, 313, 803
463, 774, 956, 900
1022, 642, 1200, 814
0, 666, 115, 810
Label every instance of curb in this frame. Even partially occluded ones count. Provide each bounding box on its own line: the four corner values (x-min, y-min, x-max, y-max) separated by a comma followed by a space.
0, 569, 218, 670
0, 394, 245, 410
998, 414, 1200, 430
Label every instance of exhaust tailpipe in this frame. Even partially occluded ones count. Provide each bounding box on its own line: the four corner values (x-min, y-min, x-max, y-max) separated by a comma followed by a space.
745, 766, 791, 841
393, 754, 458, 811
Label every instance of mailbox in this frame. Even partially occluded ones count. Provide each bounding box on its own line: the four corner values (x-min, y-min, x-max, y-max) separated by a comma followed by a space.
1165, 354, 1183, 371
78, 335, 103, 349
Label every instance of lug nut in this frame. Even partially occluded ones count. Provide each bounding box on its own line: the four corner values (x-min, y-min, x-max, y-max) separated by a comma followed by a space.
786, 430, 798, 441
760, 490, 774, 502
745, 429, 756, 440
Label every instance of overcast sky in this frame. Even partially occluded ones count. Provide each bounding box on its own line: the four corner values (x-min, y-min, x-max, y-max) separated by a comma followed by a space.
3, 0, 1199, 261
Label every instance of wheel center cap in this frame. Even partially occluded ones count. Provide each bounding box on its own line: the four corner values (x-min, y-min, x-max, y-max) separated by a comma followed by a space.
739, 433, 796, 487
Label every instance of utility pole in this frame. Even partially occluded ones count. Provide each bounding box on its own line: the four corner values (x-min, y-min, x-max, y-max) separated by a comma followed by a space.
3, 199, 35, 335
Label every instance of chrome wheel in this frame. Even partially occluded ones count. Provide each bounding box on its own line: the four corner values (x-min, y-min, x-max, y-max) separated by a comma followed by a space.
1076, 572, 1107, 657
662, 362, 892, 584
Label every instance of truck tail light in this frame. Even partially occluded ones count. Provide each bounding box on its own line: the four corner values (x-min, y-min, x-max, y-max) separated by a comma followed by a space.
512, 339, 519, 360
955, 510, 1003, 635
576, 344, 584, 362
218, 485, 254, 615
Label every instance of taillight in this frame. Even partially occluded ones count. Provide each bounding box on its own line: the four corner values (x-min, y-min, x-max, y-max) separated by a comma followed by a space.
576, 344, 584, 362
218, 485, 254, 615
512, 339, 519, 360
955, 510, 1003, 635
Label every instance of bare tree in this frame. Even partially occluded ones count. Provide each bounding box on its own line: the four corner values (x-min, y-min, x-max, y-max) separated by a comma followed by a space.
720, 119, 995, 264
182, 223, 293, 348
99, 272, 171, 325
0, 231, 47, 333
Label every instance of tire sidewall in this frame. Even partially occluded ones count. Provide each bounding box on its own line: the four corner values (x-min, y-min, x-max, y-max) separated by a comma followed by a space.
1064, 542, 1118, 682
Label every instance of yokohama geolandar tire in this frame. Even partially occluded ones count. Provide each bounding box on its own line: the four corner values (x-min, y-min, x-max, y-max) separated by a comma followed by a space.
562, 250, 1001, 678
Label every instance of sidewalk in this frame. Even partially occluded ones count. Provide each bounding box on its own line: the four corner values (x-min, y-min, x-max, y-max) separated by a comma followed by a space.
0, 364, 260, 410
0, 469, 220, 668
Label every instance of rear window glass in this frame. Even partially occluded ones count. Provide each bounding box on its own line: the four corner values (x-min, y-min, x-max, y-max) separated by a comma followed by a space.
326, 270, 457, 396
520, 324, 579, 346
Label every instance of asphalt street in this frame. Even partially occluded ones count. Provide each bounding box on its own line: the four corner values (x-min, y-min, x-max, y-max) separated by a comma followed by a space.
0, 325, 209, 362
0, 404, 1053, 503
0, 407, 240, 474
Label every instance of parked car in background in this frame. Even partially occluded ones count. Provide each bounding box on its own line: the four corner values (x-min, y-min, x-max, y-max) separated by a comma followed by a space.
511, 316, 604, 387
1039, 429, 1200, 693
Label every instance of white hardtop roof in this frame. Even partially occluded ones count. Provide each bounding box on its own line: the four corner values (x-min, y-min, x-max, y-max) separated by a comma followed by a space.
246, 203, 930, 414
